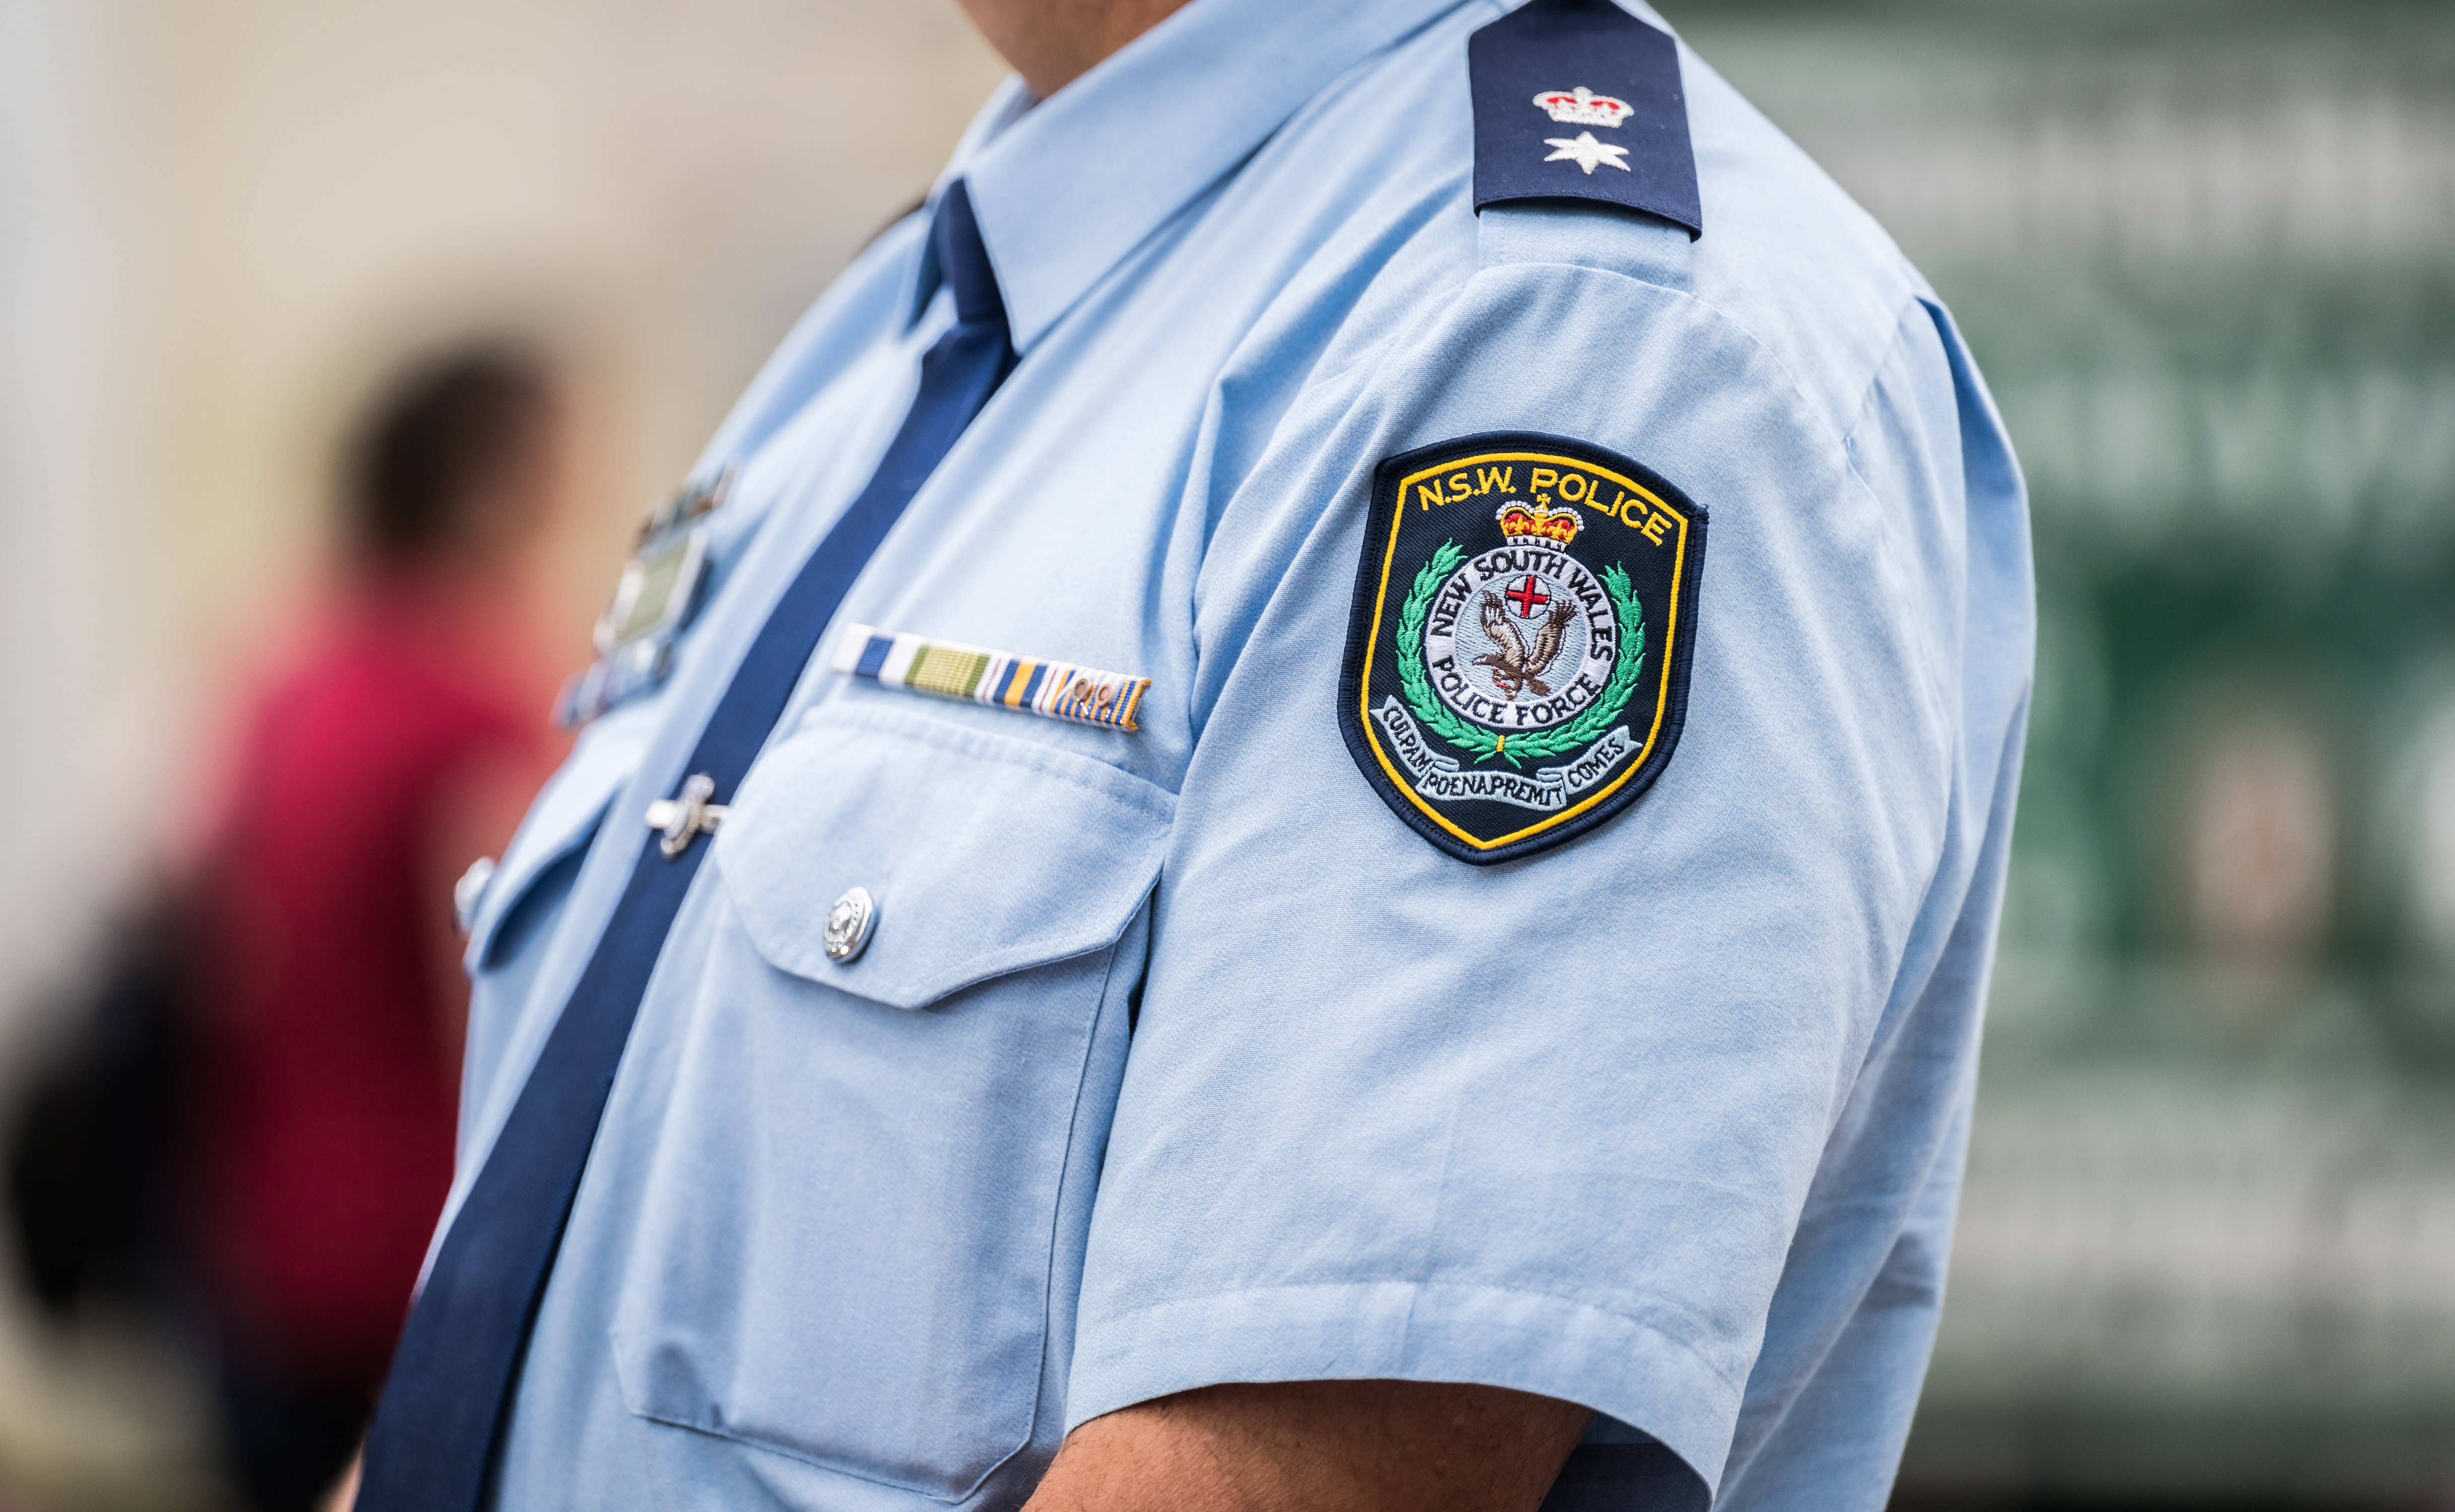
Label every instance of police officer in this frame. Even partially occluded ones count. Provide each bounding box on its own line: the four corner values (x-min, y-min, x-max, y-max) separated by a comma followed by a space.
353, 0, 2032, 1508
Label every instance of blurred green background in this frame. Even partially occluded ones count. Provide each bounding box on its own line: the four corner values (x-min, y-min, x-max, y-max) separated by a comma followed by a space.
2, 0, 2450, 1507
1676, 1, 2455, 1504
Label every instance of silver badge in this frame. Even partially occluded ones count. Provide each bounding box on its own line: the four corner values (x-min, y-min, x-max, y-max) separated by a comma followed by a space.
557, 465, 735, 728
643, 773, 728, 859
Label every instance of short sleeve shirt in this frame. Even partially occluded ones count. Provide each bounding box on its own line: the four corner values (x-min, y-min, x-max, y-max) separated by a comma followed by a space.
449, 2, 2035, 1508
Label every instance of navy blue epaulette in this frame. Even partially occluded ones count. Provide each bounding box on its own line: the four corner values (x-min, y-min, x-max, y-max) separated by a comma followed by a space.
1469, 0, 1702, 239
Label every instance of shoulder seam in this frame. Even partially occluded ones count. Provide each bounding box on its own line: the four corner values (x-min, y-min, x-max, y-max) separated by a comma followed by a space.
1837, 293, 1944, 475
1836, 298, 1959, 515
1835, 292, 1962, 762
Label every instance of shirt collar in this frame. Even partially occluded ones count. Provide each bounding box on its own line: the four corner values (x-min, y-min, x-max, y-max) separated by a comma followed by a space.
911, 0, 1475, 352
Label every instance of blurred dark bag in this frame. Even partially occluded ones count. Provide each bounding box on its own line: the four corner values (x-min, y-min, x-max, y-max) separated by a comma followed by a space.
4, 892, 189, 1318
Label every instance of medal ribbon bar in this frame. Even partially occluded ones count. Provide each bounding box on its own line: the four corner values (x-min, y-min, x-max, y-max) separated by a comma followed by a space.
831, 624, 1148, 732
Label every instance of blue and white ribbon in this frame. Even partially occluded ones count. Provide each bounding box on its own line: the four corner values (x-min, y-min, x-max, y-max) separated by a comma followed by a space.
830, 624, 1149, 732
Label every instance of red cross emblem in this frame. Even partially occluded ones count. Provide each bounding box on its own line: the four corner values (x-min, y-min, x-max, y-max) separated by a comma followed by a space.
1504, 575, 1551, 617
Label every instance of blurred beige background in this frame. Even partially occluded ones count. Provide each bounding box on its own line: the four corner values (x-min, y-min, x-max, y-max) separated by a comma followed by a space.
1, 0, 1006, 998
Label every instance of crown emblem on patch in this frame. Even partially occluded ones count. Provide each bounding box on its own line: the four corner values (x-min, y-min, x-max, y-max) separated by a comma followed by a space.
1495, 501, 1583, 545
1532, 86, 1632, 128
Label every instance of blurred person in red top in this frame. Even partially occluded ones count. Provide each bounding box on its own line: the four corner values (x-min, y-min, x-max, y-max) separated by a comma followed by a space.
186, 345, 569, 1512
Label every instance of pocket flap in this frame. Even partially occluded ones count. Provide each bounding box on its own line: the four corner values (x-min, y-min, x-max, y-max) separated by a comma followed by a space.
713, 706, 1174, 1010
465, 708, 653, 969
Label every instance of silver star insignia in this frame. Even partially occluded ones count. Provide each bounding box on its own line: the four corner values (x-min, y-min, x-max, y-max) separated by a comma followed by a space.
1542, 131, 1630, 175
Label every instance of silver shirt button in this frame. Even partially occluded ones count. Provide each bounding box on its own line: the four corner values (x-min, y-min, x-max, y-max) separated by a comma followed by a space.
823, 886, 877, 964
453, 856, 497, 935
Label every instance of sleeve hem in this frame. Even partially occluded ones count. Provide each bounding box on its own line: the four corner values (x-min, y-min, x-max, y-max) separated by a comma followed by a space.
1063, 1280, 1741, 1495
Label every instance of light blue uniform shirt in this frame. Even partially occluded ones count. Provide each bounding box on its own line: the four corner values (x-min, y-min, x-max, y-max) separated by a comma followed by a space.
450, 0, 2033, 1507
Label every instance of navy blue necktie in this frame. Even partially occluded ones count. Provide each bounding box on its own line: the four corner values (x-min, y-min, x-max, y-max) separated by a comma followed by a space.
356, 181, 1016, 1512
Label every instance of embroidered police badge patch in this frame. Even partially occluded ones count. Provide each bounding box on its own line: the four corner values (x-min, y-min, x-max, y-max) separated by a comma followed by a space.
1337, 432, 1706, 865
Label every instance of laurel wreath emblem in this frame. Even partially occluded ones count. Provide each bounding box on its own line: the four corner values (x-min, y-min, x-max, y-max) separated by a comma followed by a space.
1395, 538, 1645, 768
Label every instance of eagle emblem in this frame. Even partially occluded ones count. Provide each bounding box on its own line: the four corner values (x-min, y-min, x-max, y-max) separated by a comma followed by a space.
1474, 592, 1576, 700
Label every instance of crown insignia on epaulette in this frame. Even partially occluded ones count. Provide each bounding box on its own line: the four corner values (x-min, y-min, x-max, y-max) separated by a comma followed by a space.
1532, 86, 1632, 128
1496, 501, 1583, 545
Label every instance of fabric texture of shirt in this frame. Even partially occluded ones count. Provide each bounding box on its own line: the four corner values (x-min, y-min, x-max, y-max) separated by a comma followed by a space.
449, 1, 2033, 1506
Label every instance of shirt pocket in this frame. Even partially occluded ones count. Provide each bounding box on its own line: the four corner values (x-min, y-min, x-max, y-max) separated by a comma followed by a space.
607, 704, 1173, 1500
464, 708, 652, 974
457, 711, 648, 1160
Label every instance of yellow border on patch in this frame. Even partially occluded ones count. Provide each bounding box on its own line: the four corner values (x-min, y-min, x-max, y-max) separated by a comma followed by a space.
1359, 449, 1691, 853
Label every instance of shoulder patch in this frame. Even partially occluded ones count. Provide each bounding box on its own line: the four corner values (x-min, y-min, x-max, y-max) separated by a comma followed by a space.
1469, 0, 1701, 239
1337, 433, 1707, 865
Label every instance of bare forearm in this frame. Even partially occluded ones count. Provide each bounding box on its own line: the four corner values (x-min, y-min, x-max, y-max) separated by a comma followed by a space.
1021, 1380, 1589, 1512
